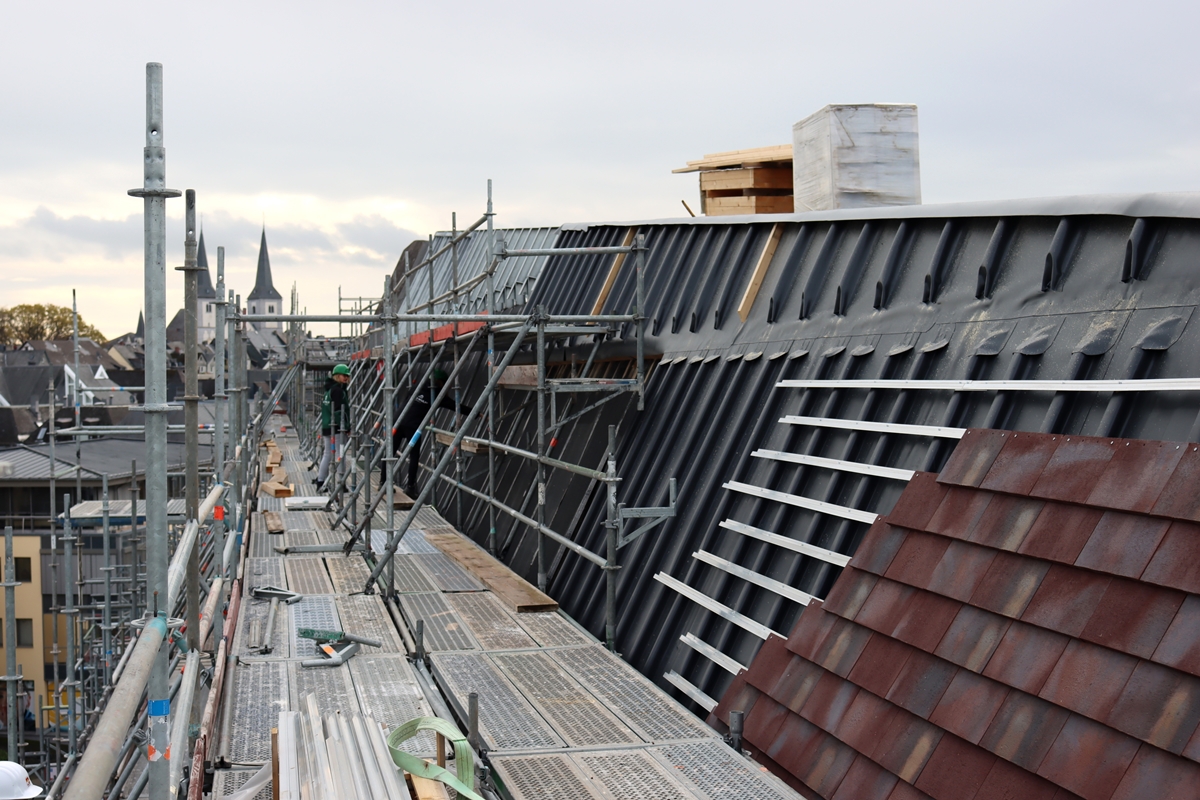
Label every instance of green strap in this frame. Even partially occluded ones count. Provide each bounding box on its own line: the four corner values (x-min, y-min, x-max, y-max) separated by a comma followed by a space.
387, 716, 484, 800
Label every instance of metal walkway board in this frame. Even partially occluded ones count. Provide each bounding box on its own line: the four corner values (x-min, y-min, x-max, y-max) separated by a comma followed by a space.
291, 596, 341, 658
348, 654, 436, 757
289, 660, 356, 717
490, 754, 609, 800
491, 651, 641, 747
244, 558, 286, 592
225, 659, 289, 765
248, 525, 277, 558
233, 599, 290, 658
393, 555, 439, 594
212, 770, 272, 800
447, 592, 537, 651
414, 552, 486, 592
650, 741, 799, 800
397, 529, 439, 555
431, 651, 565, 751
515, 612, 593, 649
325, 554, 372, 593
397, 592, 477, 651
285, 557, 334, 595
334, 594, 405, 653
552, 647, 717, 743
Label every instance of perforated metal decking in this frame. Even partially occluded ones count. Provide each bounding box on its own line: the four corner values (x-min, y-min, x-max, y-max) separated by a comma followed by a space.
219, 420, 801, 799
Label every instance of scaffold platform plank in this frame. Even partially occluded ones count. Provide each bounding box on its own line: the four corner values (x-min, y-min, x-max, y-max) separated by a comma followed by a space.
398, 592, 478, 651
284, 557, 334, 595
447, 591, 537, 651
325, 553, 372, 593
425, 531, 558, 612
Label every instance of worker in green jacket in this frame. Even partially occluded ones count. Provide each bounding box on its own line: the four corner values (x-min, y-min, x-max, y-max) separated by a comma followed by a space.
316, 363, 350, 484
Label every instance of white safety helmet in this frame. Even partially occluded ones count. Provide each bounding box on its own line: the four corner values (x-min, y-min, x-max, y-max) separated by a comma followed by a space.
0, 762, 40, 799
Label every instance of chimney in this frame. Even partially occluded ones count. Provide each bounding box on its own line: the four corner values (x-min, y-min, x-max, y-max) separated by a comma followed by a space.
792, 104, 921, 211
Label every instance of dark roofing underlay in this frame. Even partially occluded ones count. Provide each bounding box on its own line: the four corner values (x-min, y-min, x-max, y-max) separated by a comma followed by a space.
710, 429, 1200, 800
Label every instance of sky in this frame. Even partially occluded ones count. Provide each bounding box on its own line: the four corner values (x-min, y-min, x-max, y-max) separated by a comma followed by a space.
2, 1, 1198, 339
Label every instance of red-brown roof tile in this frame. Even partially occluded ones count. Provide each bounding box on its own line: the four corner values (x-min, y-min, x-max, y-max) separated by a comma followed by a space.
710, 670, 759, 723
968, 551, 1049, 618
848, 633, 915, 698
787, 726, 858, 798
887, 471, 953, 529
980, 690, 1071, 773
966, 494, 1045, 551
1079, 577, 1185, 659
1028, 436, 1117, 504
786, 602, 838, 661
929, 668, 1011, 745
935, 604, 1012, 672
833, 687, 900, 755
800, 670, 861, 733
891, 590, 963, 652
983, 621, 1072, 695
1073, 510, 1170, 578
1140, 520, 1200, 595
745, 696, 791, 750
885, 649, 958, 718
821, 566, 879, 619
1153, 594, 1200, 678
1021, 564, 1113, 638
979, 433, 1059, 495
937, 428, 1010, 488
830, 754, 900, 800
768, 654, 825, 714
1018, 502, 1105, 564
1150, 443, 1200, 521
1036, 713, 1140, 800
925, 487, 993, 540
887, 780, 934, 800
885, 530, 952, 588
745, 634, 794, 694
871, 709, 944, 784
855, 578, 919, 637
764, 712, 826, 781
1110, 742, 1200, 800
1086, 439, 1186, 513
851, 521, 909, 576
1037, 639, 1139, 721
973, 757, 1062, 800
914, 734, 997, 800
811, 616, 873, 677
926, 539, 999, 602
1105, 659, 1200, 754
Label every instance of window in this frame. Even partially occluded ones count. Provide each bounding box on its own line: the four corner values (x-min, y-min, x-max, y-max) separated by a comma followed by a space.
14, 559, 29, 583
268, 305, 275, 313
16, 620, 32, 648
206, 303, 213, 313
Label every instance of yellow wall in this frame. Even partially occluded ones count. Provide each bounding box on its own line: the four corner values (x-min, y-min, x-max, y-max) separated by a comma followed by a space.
0, 536, 46, 729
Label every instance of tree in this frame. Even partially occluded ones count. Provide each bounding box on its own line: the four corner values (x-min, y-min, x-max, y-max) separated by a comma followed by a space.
0, 304, 106, 347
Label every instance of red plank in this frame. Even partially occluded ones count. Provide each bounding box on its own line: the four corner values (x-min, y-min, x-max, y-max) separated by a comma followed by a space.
1080, 577, 1186, 659
1036, 713, 1140, 800
1106, 659, 1200, 754
1018, 502, 1105, 564
979, 433, 1059, 495
1086, 439, 1186, 513
1037, 639, 1139, 721
1073, 510, 1171, 578
937, 429, 1010, 488
929, 667, 1011, 745
983, 621, 1071, 695
1028, 435, 1117, 504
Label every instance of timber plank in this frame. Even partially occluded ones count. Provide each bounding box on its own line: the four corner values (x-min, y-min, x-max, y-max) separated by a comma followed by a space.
424, 532, 558, 613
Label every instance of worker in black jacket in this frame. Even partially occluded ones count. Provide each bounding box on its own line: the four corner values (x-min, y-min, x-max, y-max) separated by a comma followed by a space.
385, 369, 465, 493
316, 364, 350, 484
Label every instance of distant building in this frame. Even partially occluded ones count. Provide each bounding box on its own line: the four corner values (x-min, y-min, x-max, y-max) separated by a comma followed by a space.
197, 230, 218, 341
247, 229, 283, 334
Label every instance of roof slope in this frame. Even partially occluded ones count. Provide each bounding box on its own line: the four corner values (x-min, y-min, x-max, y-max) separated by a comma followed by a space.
711, 429, 1200, 800
197, 230, 216, 298
248, 229, 281, 301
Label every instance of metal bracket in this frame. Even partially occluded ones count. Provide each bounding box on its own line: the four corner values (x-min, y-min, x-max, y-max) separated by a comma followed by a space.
617, 477, 677, 548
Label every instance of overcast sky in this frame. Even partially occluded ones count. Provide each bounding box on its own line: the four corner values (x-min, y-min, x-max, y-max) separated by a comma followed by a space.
2, 1, 1198, 339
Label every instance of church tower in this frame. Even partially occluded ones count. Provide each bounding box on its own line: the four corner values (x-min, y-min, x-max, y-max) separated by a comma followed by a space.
196, 230, 217, 341
247, 228, 283, 333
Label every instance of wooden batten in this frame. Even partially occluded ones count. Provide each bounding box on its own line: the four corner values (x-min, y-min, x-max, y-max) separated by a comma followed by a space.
589, 227, 637, 315
738, 223, 784, 322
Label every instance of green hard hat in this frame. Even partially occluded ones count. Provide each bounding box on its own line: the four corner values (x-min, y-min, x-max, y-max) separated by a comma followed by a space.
332, 364, 351, 376
431, 369, 449, 382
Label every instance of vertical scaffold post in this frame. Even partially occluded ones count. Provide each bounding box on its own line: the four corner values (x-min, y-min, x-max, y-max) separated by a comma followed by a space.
181, 189, 201, 652
635, 232, 646, 411
4, 525, 19, 769
63, 495, 77, 758
383, 275, 396, 594
485, 180, 498, 555
214, 249, 228, 576
451, 212, 463, 531
604, 425, 619, 652
536, 307, 547, 592
125, 61, 179, 800
101, 474, 112, 688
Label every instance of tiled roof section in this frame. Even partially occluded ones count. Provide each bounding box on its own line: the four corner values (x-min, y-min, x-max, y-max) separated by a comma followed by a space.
710, 430, 1200, 800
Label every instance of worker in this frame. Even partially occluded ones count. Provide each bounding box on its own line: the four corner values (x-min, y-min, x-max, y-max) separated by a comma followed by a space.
0, 762, 41, 798
316, 363, 351, 485
386, 369, 465, 494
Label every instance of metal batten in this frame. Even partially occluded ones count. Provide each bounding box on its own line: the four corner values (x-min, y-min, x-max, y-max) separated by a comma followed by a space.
750, 448, 915, 481
779, 414, 967, 439
777, 377, 1200, 392
723, 480, 879, 525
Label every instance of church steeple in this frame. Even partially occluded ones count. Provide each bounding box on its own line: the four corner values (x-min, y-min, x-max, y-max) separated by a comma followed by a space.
196, 230, 216, 299
248, 228, 282, 302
